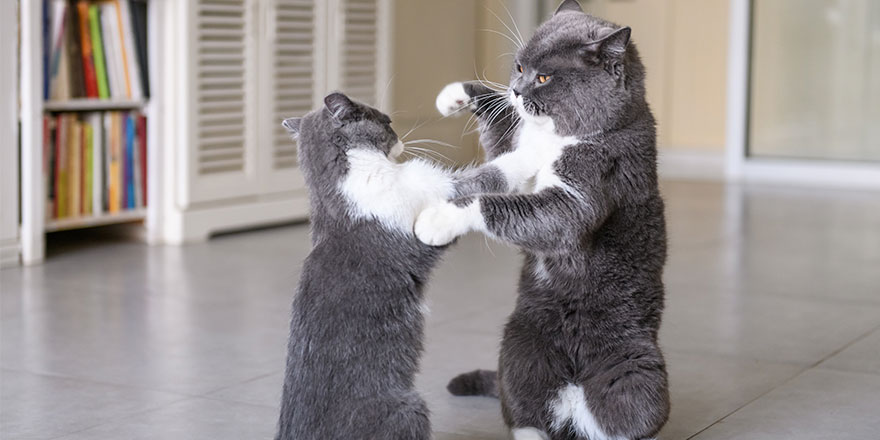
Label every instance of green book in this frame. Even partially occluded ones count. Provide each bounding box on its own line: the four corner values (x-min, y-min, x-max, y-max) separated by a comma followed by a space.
88, 4, 110, 99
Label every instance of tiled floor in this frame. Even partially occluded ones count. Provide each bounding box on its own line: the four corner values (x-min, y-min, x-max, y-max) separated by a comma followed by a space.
2, 181, 880, 439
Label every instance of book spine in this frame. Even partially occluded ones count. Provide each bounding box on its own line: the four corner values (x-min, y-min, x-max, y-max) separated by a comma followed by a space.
77, 1, 99, 98
56, 115, 68, 218
129, 0, 149, 97
43, 0, 51, 100
88, 4, 110, 99
117, 0, 143, 99
92, 113, 103, 215
69, 119, 81, 216
103, 112, 111, 212
100, 3, 122, 99
65, 0, 86, 99
82, 121, 90, 215
45, 116, 55, 217
137, 114, 147, 206
126, 113, 136, 209
112, 0, 135, 98
49, 1, 67, 100
108, 112, 119, 213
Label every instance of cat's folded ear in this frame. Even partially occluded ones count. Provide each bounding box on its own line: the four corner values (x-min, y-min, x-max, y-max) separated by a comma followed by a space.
324, 92, 356, 122
580, 26, 631, 75
555, 0, 583, 15
282, 117, 303, 138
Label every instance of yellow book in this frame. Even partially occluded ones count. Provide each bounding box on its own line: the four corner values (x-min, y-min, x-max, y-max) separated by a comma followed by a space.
83, 122, 93, 215
108, 112, 121, 213
69, 119, 82, 217
57, 115, 69, 218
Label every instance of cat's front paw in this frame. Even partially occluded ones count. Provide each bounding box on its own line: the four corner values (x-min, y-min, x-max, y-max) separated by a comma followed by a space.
415, 201, 479, 246
436, 82, 472, 117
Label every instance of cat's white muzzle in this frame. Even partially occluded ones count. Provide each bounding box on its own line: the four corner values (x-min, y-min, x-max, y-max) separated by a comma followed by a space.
389, 140, 405, 160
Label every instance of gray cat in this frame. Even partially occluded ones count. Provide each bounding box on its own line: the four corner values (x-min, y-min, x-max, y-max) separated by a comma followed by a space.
417, 1, 669, 439
276, 92, 458, 440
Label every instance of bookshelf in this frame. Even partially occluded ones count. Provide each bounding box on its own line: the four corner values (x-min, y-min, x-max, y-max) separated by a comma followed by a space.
20, 0, 157, 264
44, 99, 146, 112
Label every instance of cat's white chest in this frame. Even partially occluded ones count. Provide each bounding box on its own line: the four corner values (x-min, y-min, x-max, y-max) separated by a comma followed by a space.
516, 119, 578, 192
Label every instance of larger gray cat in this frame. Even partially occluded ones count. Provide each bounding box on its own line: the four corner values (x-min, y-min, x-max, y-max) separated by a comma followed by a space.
275, 93, 458, 440
418, 1, 669, 439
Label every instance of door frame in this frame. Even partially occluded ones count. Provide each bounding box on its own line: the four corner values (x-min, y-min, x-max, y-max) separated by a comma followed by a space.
725, 0, 880, 190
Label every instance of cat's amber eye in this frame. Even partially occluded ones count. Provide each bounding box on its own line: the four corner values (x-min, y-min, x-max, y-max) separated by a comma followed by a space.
538, 75, 550, 84
517, 64, 523, 73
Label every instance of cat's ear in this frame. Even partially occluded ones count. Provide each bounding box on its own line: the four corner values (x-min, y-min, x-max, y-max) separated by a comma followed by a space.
580, 26, 630, 75
282, 117, 303, 138
555, 0, 583, 15
585, 27, 630, 59
324, 92, 356, 121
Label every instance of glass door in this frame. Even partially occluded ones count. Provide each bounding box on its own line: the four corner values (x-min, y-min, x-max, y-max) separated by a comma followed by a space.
749, 0, 880, 162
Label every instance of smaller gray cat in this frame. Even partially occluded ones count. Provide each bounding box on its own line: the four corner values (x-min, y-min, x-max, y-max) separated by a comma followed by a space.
275, 93, 457, 440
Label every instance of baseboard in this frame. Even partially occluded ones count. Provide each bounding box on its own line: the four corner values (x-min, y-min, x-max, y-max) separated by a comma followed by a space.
657, 148, 726, 181
0, 238, 20, 268
741, 159, 880, 191
163, 192, 310, 244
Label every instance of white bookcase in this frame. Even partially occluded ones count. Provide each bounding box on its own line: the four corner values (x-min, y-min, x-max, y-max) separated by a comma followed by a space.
17, 0, 391, 264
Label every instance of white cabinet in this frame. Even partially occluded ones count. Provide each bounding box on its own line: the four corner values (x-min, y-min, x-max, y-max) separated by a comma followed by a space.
158, 0, 389, 243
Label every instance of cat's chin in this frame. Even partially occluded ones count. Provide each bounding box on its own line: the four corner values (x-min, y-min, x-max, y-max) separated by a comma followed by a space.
510, 93, 554, 129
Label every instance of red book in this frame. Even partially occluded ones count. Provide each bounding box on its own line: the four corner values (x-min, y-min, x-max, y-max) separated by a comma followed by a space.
76, 1, 99, 98
54, 114, 64, 218
138, 114, 147, 205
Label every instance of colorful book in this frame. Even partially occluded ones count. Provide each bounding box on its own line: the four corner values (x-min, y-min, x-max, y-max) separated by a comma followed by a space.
103, 112, 112, 212
49, 0, 68, 100
137, 114, 147, 205
55, 115, 68, 218
107, 112, 120, 213
91, 113, 104, 215
100, 3, 123, 99
69, 119, 82, 216
83, 121, 93, 215
76, 1, 99, 98
126, 113, 136, 209
88, 4, 110, 98
129, 0, 149, 97
65, 0, 86, 98
43, 0, 51, 100
112, 1, 135, 98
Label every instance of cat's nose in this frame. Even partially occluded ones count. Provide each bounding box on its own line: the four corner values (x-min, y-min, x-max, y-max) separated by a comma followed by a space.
512, 89, 521, 97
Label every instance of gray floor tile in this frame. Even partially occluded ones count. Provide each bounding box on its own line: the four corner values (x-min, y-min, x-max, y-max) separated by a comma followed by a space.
691, 369, 880, 440
659, 352, 803, 440
52, 397, 277, 440
819, 326, 880, 376
0, 369, 184, 440
660, 289, 880, 364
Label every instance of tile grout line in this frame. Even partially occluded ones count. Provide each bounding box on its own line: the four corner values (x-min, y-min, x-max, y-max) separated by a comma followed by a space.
684, 322, 880, 439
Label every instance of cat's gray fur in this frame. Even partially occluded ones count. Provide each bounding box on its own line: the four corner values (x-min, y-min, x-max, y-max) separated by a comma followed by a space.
443, 1, 670, 439
275, 93, 442, 440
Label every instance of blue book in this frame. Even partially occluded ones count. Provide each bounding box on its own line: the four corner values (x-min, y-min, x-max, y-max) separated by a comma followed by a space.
42, 0, 50, 100
126, 113, 136, 209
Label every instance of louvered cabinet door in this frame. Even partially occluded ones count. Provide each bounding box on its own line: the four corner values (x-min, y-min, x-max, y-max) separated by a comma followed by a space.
182, 0, 260, 205
331, 0, 389, 109
257, 0, 320, 194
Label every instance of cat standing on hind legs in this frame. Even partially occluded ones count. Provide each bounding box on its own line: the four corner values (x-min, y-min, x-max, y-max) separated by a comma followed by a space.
419, 1, 669, 439
275, 92, 458, 440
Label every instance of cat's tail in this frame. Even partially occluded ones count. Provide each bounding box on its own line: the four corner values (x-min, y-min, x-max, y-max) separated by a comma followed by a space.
446, 369, 499, 398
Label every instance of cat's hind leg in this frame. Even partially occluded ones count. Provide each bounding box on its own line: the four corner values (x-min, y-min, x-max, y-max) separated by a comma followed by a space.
348, 391, 431, 440
573, 351, 670, 440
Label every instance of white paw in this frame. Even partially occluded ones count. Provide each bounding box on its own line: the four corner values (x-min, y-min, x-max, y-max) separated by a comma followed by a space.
436, 82, 472, 117
414, 201, 477, 246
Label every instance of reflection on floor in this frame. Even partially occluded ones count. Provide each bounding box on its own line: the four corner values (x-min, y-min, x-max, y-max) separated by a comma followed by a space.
2, 181, 880, 440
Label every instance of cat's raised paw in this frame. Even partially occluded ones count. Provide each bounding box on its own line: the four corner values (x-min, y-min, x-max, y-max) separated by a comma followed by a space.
414, 201, 479, 246
436, 82, 472, 117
